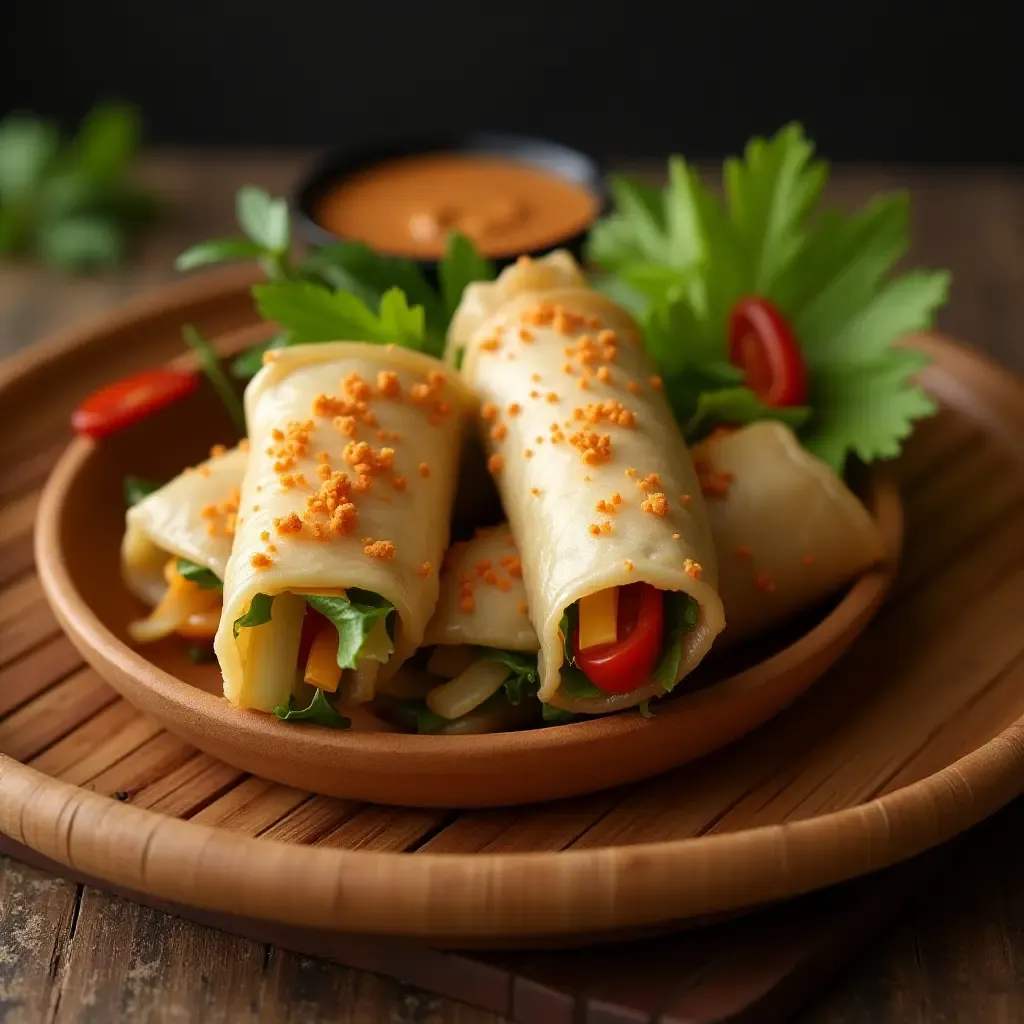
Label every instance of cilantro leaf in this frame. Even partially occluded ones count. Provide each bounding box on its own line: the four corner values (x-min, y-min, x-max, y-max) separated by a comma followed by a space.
558, 604, 579, 667
123, 475, 160, 507
0, 116, 59, 198
724, 123, 827, 294
230, 331, 289, 379
177, 558, 223, 591
472, 647, 539, 705
182, 324, 246, 432
175, 237, 265, 272
36, 217, 124, 271
253, 280, 426, 349
439, 232, 497, 321
390, 700, 450, 734
273, 688, 351, 729
233, 593, 274, 638
236, 186, 290, 254
72, 102, 141, 183
587, 175, 672, 268
685, 387, 810, 443
0, 105, 159, 275
559, 666, 604, 700
653, 593, 700, 693
301, 591, 394, 670
542, 704, 576, 725
186, 644, 216, 665
299, 241, 446, 332
802, 350, 937, 470
377, 287, 427, 348
592, 123, 950, 469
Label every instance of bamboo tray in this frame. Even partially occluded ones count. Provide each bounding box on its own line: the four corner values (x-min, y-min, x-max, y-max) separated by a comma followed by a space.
2, 268, 1024, 959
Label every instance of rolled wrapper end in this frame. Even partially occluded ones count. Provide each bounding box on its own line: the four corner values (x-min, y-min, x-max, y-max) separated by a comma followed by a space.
121, 444, 248, 606
446, 249, 589, 362
452, 253, 726, 715
216, 342, 475, 710
695, 421, 886, 646
540, 572, 726, 715
422, 524, 539, 653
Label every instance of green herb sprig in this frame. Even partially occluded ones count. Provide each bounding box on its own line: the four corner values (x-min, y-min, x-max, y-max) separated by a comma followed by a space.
0, 102, 160, 273
175, 188, 495, 378
589, 123, 950, 470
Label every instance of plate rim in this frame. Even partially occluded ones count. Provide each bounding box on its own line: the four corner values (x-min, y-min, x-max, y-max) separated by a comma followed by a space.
4, 260, 1024, 939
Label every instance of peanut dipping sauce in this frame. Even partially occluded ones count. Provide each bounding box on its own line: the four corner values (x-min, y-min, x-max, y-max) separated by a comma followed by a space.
313, 154, 600, 260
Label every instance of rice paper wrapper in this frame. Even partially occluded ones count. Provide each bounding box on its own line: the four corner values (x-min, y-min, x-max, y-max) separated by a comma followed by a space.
451, 253, 725, 713
213, 342, 474, 707
694, 421, 886, 645
121, 444, 247, 605
423, 524, 538, 652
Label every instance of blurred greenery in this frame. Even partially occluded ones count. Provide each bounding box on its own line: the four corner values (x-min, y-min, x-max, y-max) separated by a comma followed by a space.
0, 101, 161, 273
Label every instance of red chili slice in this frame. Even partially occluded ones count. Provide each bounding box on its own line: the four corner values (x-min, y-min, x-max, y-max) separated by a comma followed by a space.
573, 583, 665, 694
728, 296, 807, 407
71, 368, 199, 440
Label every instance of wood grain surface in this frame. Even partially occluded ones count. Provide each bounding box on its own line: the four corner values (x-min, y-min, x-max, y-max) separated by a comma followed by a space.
2, 152, 1024, 1022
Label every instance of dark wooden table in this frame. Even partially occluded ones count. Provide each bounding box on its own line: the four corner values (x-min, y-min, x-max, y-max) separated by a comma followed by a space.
1, 153, 1022, 1024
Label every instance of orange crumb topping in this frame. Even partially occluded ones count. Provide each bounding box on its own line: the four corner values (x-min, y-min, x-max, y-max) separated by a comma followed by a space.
694, 455, 734, 498
568, 429, 612, 465
251, 553, 273, 569
755, 571, 777, 594
683, 559, 702, 580
364, 540, 395, 559
641, 493, 669, 516
488, 453, 505, 474
376, 370, 401, 397
417, 561, 432, 578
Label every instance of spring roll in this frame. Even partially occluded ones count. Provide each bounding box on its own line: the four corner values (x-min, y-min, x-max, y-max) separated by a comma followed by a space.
692, 421, 886, 644
450, 253, 726, 715
122, 443, 247, 643
213, 342, 474, 712
369, 525, 542, 733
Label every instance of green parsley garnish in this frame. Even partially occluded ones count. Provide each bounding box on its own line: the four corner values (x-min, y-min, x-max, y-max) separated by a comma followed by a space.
232, 593, 275, 638
588, 123, 950, 470
273, 688, 350, 729
0, 102, 159, 273
175, 187, 495, 377
176, 558, 222, 591
230, 590, 394, 671
471, 647, 540, 705
182, 324, 246, 433
123, 475, 160, 507
301, 591, 394, 671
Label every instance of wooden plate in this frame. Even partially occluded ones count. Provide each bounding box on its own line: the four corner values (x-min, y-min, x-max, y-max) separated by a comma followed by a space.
32, 311, 899, 810
2, 269, 1024, 950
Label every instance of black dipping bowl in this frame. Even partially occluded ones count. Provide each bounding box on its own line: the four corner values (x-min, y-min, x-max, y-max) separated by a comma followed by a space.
292, 133, 609, 279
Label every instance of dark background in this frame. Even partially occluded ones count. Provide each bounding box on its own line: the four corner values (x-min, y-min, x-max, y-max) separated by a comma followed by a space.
2, 0, 1021, 163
